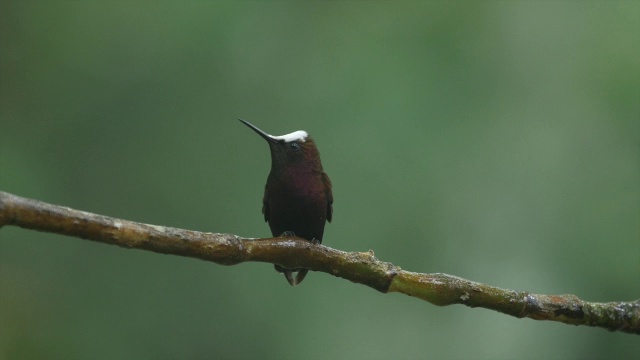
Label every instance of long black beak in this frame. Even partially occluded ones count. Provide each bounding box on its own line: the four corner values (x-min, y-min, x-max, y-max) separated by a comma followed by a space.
238, 119, 278, 144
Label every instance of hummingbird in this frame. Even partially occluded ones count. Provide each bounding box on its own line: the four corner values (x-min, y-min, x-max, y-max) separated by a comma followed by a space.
239, 119, 333, 286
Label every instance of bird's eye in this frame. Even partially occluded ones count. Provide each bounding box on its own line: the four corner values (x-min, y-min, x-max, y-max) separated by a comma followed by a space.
289, 142, 300, 150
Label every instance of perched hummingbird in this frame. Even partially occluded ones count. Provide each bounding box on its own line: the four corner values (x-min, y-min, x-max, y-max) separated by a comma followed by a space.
239, 119, 333, 286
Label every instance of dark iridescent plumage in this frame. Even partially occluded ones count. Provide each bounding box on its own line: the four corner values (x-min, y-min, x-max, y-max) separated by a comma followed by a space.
239, 119, 333, 286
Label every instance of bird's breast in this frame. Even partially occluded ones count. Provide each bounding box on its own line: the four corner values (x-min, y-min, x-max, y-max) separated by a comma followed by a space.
265, 170, 329, 240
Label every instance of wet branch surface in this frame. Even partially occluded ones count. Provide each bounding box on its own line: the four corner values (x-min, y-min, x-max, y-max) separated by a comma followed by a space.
1, 191, 638, 335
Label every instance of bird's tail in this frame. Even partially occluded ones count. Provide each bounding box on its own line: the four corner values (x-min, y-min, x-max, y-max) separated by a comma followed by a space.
274, 265, 308, 286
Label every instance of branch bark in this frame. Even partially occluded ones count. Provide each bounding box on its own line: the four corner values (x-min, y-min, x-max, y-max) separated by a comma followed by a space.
1, 191, 638, 335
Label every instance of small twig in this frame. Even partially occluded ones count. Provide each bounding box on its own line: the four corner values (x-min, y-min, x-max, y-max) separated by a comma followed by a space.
1, 191, 638, 334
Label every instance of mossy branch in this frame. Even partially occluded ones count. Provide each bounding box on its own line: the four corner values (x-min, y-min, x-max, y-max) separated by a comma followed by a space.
1, 191, 638, 335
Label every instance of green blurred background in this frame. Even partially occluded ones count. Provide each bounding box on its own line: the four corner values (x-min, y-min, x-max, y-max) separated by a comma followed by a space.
1, 1, 639, 359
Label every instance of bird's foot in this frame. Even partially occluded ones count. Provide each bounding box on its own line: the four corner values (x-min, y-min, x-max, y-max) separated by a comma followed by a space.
281, 231, 296, 238
310, 238, 320, 245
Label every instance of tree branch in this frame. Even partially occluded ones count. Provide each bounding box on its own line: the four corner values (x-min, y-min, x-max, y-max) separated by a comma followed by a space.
1, 191, 638, 335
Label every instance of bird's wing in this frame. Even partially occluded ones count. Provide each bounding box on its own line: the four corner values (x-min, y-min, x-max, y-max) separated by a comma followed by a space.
262, 186, 269, 222
323, 172, 333, 223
